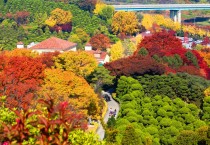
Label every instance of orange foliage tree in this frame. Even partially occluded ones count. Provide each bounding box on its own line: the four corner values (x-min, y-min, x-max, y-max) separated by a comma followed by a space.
0, 56, 45, 110
39, 68, 101, 119
4, 49, 38, 58
89, 34, 111, 51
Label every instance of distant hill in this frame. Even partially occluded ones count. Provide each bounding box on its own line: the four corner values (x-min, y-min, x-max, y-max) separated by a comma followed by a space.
103, 0, 210, 4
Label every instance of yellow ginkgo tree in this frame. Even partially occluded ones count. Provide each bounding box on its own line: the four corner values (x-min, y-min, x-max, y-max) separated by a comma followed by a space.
39, 68, 101, 119
54, 51, 97, 77
45, 8, 72, 27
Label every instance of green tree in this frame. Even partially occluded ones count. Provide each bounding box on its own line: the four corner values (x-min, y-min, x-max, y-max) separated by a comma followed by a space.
107, 116, 116, 129
69, 130, 105, 145
87, 66, 115, 92
121, 125, 142, 145
174, 130, 199, 145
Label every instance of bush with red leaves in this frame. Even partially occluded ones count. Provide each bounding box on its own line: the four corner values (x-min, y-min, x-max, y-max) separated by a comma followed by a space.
0, 97, 87, 144
104, 55, 165, 77
177, 65, 202, 77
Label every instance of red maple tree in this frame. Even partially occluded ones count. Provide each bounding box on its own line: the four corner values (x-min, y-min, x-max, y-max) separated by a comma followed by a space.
134, 30, 183, 56
104, 55, 165, 77
0, 56, 45, 110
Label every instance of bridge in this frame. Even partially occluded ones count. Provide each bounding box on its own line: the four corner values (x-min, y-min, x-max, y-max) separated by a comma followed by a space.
112, 4, 210, 23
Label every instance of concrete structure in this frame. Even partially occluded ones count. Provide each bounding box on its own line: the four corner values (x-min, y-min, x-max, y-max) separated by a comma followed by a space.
170, 10, 181, 23
112, 4, 210, 23
30, 37, 77, 53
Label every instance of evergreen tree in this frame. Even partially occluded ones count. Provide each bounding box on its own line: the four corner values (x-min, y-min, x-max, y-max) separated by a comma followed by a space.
121, 125, 142, 145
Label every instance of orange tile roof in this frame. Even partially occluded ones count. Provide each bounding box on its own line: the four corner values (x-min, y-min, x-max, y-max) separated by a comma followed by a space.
31, 37, 77, 51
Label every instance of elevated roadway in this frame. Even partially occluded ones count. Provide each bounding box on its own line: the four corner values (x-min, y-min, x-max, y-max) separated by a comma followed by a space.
112, 4, 210, 23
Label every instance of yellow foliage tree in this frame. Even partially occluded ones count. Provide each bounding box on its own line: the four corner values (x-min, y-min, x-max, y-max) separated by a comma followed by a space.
4, 49, 39, 58
141, 14, 155, 30
54, 51, 97, 77
112, 11, 138, 35
45, 8, 72, 27
142, 14, 181, 31
94, 3, 106, 15
39, 68, 101, 119
204, 87, 210, 97
110, 41, 124, 61
135, 34, 143, 45
199, 51, 210, 67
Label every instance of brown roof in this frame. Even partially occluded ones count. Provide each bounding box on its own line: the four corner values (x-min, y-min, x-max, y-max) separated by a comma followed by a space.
31, 37, 77, 51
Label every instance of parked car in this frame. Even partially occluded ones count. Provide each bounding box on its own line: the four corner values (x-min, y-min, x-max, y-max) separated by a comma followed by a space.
103, 94, 111, 102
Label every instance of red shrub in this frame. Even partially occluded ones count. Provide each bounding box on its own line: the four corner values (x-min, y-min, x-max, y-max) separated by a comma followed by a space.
177, 65, 202, 77
104, 55, 165, 77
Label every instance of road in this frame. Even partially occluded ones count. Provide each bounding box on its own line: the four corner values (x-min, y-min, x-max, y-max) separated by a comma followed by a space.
96, 91, 120, 140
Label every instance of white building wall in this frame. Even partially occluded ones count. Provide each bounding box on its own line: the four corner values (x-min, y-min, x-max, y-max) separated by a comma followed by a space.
70, 46, 77, 52
17, 44, 24, 49
103, 55, 110, 63
85, 46, 92, 51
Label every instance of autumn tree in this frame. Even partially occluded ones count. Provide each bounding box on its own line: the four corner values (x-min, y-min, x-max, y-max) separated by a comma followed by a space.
112, 11, 139, 35
110, 41, 124, 61
89, 34, 110, 51
134, 30, 183, 56
15, 11, 30, 25
39, 68, 100, 118
54, 51, 97, 77
0, 56, 45, 110
38, 51, 60, 68
204, 87, 210, 97
45, 8, 72, 27
141, 14, 181, 31
104, 55, 165, 77
4, 49, 38, 58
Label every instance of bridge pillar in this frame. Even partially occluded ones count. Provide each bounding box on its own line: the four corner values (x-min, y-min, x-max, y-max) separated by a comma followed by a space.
170, 10, 181, 23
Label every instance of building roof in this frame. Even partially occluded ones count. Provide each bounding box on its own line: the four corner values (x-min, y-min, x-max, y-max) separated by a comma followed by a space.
17, 41, 24, 45
85, 42, 92, 46
31, 37, 77, 51
86, 50, 107, 62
